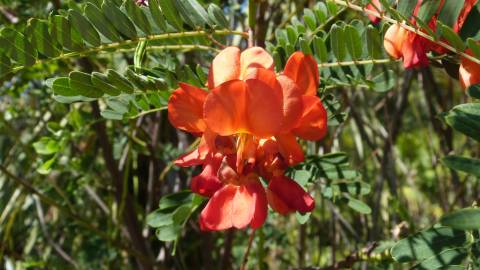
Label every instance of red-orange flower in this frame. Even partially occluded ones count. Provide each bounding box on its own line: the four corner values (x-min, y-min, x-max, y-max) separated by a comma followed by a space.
459, 49, 480, 90
167, 47, 327, 231
382, 0, 478, 68
365, 0, 382, 24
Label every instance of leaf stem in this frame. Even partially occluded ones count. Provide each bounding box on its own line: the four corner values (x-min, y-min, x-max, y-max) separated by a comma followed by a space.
248, 0, 257, 47
318, 58, 396, 68
10, 30, 246, 75
333, 0, 480, 65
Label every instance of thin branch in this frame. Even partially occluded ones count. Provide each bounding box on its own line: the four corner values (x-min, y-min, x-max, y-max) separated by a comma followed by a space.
319, 58, 395, 68
34, 196, 79, 268
241, 230, 256, 270
10, 30, 247, 75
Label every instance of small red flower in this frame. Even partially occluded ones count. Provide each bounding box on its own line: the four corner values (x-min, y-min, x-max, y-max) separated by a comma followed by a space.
459, 49, 480, 90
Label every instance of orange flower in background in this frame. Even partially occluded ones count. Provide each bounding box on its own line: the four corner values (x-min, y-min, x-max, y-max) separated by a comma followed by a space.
382, 0, 478, 69
459, 49, 480, 90
365, 0, 382, 24
167, 46, 328, 231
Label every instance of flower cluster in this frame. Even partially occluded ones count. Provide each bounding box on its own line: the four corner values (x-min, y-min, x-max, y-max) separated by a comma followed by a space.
367, 0, 480, 89
167, 47, 327, 231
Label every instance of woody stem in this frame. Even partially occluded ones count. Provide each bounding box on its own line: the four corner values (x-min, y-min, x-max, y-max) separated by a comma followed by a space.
248, 0, 257, 47
241, 229, 256, 270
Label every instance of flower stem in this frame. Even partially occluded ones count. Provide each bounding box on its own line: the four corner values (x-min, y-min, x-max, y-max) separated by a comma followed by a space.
241, 229, 256, 270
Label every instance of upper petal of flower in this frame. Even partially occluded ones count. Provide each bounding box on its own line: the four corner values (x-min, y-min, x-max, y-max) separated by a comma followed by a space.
240, 47, 274, 79
292, 95, 328, 141
384, 24, 406, 60
168, 83, 208, 133
283, 52, 319, 96
207, 47, 241, 88
268, 176, 315, 214
401, 32, 429, 68
204, 79, 284, 138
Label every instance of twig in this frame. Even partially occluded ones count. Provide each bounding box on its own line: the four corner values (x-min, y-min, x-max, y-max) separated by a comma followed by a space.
241, 229, 256, 270
34, 196, 79, 268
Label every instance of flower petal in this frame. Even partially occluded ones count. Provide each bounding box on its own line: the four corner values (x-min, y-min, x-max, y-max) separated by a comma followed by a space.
366, 0, 382, 24
283, 52, 319, 96
244, 79, 284, 137
168, 83, 207, 133
266, 188, 292, 215
174, 138, 209, 167
191, 153, 224, 197
454, 0, 478, 33
199, 184, 237, 230
240, 47, 274, 79
277, 75, 304, 132
383, 24, 405, 60
402, 32, 429, 68
460, 49, 480, 90
204, 79, 284, 138
207, 47, 241, 88
268, 176, 315, 213
293, 95, 328, 141
275, 133, 305, 166
231, 185, 256, 229
246, 182, 268, 229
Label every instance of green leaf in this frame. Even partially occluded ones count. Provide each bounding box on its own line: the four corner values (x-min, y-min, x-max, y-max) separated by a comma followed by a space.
397, 0, 417, 18
68, 9, 101, 47
443, 103, 480, 141
303, 9, 317, 31
314, 2, 328, 24
124, 0, 152, 35
27, 19, 61, 58
147, 209, 174, 228
437, 1, 464, 28
441, 208, 480, 230
91, 72, 121, 96
298, 37, 312, 55
159, 0, 183, 30
416, 0, 442, 23
391, 227, 470, 263
411, 248, 468, 270
69, 71, 103, 98
84, 2, 122, 42
106, 69, 134, 94
366, 25, 382, 59
50, 15, 84, 51
330, 24, 346, 61
37, 156, 56, 175
438, 22, 465, 51
101, 109, 124, 120
0, 28, 37, 66
159, 191, 193, 210
345, 195, 372, 214
312, 36, 328, 63
102, 1, 137, 39
174, 0, 209, 28
467, 84, 480, 99
155, 225, 181, 242
33, 137, 60, 155
172, 205, 191, 224
207, 4, 229, 29
467, 38, 480, 59
344, 25, 362, 60
148, 0, 168, 32
372, 70, 395, 92
295, 212, 311, 224
51, 77, 77, 96
442, 155, 480, 177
